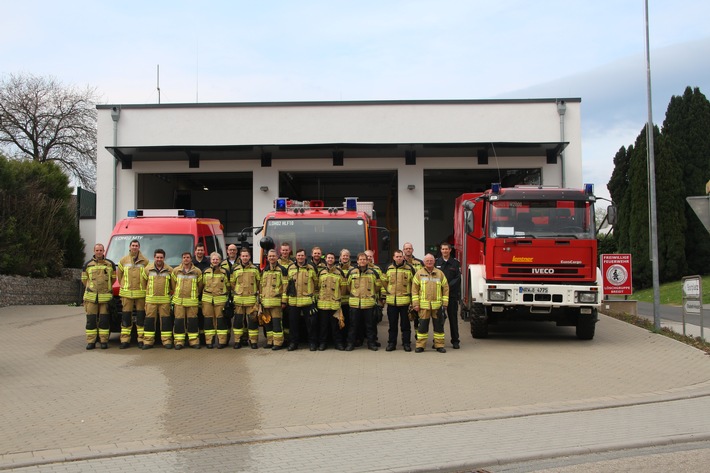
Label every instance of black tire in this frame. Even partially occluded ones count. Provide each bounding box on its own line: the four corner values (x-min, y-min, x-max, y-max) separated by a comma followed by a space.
470, 303, 489, 339
576, 310, 597, 340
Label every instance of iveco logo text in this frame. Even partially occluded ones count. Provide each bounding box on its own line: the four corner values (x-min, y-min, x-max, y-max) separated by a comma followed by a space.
512, 256, 533, 263
532, 268, 555, 274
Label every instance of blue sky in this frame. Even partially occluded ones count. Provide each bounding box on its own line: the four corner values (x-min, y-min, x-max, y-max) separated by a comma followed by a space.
2, 0, 709, 199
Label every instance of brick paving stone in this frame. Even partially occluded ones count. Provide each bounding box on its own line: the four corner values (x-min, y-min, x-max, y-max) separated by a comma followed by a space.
3, 305, 710, 471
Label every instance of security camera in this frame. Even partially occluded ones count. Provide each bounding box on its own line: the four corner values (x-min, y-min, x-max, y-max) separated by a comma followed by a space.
111, 106, 121, 122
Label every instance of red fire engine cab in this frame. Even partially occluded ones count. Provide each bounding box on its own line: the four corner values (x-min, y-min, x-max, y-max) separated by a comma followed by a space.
255, 197, 385, 265
454, 184, 605, 340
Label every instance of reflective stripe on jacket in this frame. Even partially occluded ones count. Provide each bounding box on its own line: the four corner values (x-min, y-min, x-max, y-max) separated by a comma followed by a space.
117, 252, 149, 299
82, 258, 116, 303
260, 263, 288, 308
171, 265, 202, 307
287, 263, 318, 307
411, 267, 449, 310
231, 263, 260, 306
202, 266, 230, 305
142, 263, 173, 304
384, 262, 415, 306
317, 266, 346, 310
347, 266, 381, 309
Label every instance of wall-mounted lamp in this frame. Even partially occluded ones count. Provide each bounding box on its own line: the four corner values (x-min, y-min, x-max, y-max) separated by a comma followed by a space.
260, 186, 269, 192
407, 184, 416, 190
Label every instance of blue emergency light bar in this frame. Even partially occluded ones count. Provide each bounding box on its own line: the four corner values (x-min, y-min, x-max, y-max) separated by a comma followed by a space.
491, 183, 501, 194
345, 197, 358, 211
275, 198, 288, 211
584, 183, 594, 195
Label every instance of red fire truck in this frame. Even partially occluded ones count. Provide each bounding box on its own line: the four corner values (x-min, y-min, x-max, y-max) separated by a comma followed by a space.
454, 184, 608, 340
105, 209, 226, 332
253, 197, 386, 265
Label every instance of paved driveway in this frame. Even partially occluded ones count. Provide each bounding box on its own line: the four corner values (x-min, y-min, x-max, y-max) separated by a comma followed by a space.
2, 305, 710, 470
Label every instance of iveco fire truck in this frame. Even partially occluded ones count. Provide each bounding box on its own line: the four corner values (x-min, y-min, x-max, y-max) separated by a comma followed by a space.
253, 197, 386, 265
454, 184, 610, 340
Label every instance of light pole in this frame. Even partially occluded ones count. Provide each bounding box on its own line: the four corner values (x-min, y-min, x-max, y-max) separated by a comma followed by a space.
644, 0, 661, 330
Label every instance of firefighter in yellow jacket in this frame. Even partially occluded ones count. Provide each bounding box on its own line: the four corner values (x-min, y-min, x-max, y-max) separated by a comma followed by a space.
411, 253, 449, 353
202, 251, 231, 349
171, 252, 203, 349
260, 249, 288, 350
82, 243, 116, 350
317, 252, 347, 351
286, 249, 319, 351
141, 248, 173, 349
383, 249, 415, 352
346, 253, 381, 351
116, 239, 149, 349
231, 248, 261, 349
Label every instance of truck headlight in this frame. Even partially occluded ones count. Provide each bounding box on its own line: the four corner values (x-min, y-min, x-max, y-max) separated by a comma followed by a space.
577, 291, 597, 304
488, 289, 508, 301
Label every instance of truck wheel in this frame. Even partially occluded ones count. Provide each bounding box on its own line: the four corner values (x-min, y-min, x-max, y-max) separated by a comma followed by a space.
576, 310, 597, 340
470, 303, 489, 339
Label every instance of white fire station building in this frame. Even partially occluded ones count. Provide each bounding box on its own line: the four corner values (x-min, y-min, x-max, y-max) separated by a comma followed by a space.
95, 98, 582, 260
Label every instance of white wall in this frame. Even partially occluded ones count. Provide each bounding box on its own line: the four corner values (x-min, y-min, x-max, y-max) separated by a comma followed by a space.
95, 99, 582, 253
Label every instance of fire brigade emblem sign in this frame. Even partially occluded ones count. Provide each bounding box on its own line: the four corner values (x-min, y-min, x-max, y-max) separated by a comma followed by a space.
601, 254, 633, 295
605, 264, 628, 286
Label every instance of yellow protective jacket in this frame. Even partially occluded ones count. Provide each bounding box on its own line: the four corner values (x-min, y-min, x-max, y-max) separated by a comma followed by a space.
220, 259, 239, 277
405, 256, 424, 273
310, 258, 327, 273
287, 262, 318, 307
384, 262, 415, 306
278, 256, 294, 268
171, 264, 203, 307
317, 265, 346, 310
202, 265, 230, 305
142, 263, 173, 304
231, 262, 260, 307
412, 267, 449, 310
82, 257, 116, 303
338, 262, 353, 306
347, 266, 381, 309
260, 263, 288, 308
117, 251, 149, 299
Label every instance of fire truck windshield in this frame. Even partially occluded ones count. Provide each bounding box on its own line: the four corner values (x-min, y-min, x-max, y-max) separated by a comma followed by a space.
488, 200, 595, 239
265, 218, 367, 256
107, 234, 194, 267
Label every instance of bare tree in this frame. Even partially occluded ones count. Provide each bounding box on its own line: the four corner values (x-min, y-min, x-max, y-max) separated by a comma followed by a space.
0, 73, 97, 190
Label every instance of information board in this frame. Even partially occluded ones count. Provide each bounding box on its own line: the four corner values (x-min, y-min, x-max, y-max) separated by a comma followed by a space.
601, 253, 633, 296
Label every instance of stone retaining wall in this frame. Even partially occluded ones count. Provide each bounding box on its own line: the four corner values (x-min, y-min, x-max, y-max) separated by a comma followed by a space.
0, 269, 82, 307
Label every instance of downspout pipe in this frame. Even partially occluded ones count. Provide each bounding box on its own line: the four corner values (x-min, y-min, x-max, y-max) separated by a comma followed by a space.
556, 100, 566, 188
110, 106, 121, 226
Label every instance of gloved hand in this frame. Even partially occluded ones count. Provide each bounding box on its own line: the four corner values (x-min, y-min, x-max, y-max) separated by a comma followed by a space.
441, 307, 448, 320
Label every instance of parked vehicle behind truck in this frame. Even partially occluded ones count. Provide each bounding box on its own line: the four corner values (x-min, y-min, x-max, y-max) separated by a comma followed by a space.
454, 184, 612, 340
252, 197, 388, 266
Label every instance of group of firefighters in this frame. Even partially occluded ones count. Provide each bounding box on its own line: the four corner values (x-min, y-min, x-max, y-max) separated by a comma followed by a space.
81, 239, 462, 353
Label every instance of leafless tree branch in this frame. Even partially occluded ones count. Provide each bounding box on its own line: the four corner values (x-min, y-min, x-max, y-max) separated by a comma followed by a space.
0, 73, 97, 190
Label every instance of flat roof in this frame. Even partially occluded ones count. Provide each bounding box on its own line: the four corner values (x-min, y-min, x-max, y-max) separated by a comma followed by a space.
97, 97, 581, 110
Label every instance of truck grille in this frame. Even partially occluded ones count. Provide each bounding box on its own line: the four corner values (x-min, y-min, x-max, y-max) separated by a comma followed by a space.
499, 263, 587, 280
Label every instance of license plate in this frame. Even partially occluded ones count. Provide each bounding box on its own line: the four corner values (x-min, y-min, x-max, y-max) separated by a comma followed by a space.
519, 287, 548, 294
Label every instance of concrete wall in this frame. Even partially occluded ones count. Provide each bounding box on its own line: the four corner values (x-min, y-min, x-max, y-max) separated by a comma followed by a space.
0, 269, 82, 308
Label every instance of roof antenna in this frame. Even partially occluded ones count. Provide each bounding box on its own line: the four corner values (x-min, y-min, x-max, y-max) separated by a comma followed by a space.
157, 64, 161, 104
